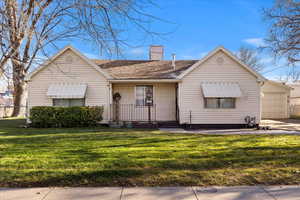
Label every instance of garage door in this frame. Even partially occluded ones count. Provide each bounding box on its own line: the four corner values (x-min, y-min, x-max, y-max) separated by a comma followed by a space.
262, 92, 287, 119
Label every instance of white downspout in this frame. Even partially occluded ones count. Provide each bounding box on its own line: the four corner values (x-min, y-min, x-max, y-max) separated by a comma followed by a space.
258, 80, 265, 124
108, 82, 113, 122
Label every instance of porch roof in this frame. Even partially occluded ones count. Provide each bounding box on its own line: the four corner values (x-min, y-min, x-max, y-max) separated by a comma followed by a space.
47, 83, 87, 99
202, 82, 242, 98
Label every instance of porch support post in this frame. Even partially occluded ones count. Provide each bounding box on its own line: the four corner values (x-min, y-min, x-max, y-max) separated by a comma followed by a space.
109, 83, 113, 104
148, 105, 151, 123
177, 82, 182, 124
108, 83, 113, 121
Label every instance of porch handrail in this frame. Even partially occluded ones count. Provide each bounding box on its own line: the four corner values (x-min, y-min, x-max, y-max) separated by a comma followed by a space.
109, 104, 156, 122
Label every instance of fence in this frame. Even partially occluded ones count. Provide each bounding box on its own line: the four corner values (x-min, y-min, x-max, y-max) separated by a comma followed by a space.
1, 104, 158, 121
109, 104, 156, 122
0, 106, 27, 118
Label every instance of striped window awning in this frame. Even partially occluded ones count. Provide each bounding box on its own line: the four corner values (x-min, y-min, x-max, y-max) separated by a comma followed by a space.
47, 83, 87, 99
202, 82, 242, 98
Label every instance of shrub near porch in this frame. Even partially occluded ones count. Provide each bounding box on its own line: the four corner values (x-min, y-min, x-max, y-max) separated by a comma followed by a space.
1, 119, 300, 187
30, 106, 103, 128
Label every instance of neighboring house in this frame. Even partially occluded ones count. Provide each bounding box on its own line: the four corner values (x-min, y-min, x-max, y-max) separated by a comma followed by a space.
261, 81, 291, 119
288, 83, 300, 116
26, 45, 267, 127
0, 85, 13, 106
0, 97, 5, 106
0, 86, 14, 118
289, 83, 300, 105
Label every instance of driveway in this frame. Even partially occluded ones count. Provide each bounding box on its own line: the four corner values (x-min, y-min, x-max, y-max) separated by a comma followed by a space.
261, 119, 300, 131
2, 186, 300, 200
160, 119, 300, 135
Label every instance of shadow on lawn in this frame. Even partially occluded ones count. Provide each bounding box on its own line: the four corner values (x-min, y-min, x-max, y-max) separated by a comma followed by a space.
2, 124, 300, 186
2, 161, 300, 187
2, 130, 300, 171
1, 169, 146, 187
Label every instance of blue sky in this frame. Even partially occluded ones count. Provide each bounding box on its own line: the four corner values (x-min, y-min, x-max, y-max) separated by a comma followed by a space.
55, 0, 293, 80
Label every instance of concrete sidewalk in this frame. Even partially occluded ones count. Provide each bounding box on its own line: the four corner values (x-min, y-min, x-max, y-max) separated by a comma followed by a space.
1, 186, 300, 200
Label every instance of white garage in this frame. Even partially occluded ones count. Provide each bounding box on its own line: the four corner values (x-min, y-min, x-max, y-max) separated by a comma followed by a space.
261, 81, 291, 119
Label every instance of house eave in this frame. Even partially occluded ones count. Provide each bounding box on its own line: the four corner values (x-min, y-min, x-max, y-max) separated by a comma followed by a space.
108, 79, 181, 83
267, 80, 293, 90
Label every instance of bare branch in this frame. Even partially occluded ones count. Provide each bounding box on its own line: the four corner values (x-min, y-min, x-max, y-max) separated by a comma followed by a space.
236, 46, 265, 72
264, 0, 300, 64
0, 0, 163, 116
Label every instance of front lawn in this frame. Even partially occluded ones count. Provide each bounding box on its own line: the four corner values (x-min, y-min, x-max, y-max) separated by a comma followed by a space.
1, 118, 300, 187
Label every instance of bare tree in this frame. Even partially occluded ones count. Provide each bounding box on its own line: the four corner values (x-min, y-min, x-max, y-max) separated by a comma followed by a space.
236, 46, 264, 72
0, 0, 161, 116
264, 0, 300, 64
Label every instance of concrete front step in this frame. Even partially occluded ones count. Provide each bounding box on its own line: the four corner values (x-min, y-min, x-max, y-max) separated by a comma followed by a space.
157, 121, 180, 128
132, 122, 158, 129
108, 121, 180, 129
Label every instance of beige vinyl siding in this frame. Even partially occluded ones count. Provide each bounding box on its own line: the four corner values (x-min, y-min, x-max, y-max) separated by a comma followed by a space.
290, 84, 300, 99
112, 83, 176, 121
28, 49, 110, 122
290, 85, 300, 116
290, 84, 300, 106
179, 51, 261, 124
262, 82, 289, 93
291, 98, 300, 105
261, 81, 290, 119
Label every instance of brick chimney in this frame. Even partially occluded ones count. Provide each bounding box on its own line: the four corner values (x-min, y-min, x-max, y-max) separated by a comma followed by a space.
149, 45, 164, 60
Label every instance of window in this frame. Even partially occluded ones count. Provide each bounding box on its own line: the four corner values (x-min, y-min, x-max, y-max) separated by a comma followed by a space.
135, 85, 153, 106
204, 98, 235, 109
53, 99, 85, 107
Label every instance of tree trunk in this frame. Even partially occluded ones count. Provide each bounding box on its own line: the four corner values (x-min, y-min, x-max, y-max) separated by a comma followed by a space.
11, 82, 26, 117
11, 63, 26, 117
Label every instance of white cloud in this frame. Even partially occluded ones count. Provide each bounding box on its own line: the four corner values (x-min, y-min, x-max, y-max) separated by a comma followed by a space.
181, 52, 208, 60
129, 47, 145, 56
260, 57, 274, 64
243, 38, 265, 47
264, 74, 284, 81
199, 52, 208, 58
83, 52, 100, 59
181, 55, 195, 59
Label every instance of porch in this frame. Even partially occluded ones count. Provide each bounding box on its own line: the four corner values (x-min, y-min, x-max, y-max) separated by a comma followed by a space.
108, 82, 179, 125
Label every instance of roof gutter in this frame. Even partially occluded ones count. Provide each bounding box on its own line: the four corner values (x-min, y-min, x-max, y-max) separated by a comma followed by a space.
108, 79, 182, 83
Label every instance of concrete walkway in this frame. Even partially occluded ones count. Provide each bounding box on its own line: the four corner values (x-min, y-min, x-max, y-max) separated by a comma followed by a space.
261, 119, 300, 131
159, 128, 300, 135
1, 186, 300, 200
159, 119, 300, 135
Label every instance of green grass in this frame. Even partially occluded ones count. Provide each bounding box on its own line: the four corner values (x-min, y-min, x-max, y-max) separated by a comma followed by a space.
1, 118, 300, 187
291, 115, 300, 119
0, 117, 27, 128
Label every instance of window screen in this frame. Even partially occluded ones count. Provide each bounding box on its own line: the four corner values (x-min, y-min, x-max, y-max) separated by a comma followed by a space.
53, 99, 85, 107
135, 85, 153, 106
204, 98, 235, 109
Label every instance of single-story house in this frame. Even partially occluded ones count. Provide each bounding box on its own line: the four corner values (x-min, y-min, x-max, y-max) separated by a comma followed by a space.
26, 45, 270, 127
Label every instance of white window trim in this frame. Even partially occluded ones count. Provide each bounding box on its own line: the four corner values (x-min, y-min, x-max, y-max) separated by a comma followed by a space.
52, 98, 86, 107
203, 97, 236, 109
134, 84, 155, 107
